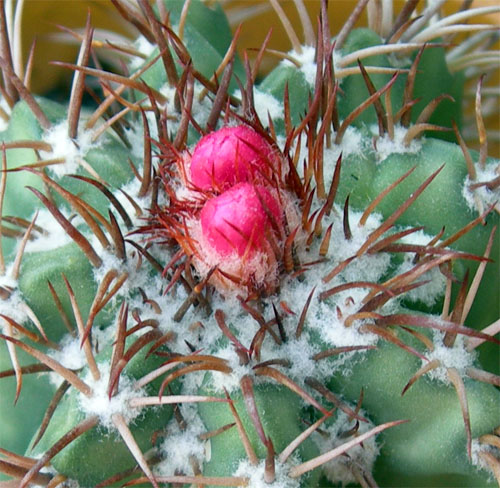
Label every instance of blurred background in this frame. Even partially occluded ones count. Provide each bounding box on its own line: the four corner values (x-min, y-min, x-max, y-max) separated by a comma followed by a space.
11, 0, 500, 155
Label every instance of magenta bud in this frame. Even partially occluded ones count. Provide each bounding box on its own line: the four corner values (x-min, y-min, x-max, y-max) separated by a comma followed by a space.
200, 182, 283, 258
189, 125, 279, 191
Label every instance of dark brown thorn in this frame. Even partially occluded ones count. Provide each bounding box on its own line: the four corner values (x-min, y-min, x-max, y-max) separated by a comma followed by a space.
357, 59, 387, 136
342, 195, 352, 240
20, 415, 99, 488
33, 170, 112, 247
81, 270, 128, 347
393, 98, 420, 125
112, 413, 159, 488
302, 189, 315, 231
47, 280, 76, 336
0, 54, 50, 128
447, 367, 472, 459
290, 419, 408, 477
438, 203, 495, 249
335, 73, 398, 144
376, 314, 500, 345
400, 326, 435, 352
0, 448, 37, 469
31, 380, 71, 448
443, 270, 469, 347
252, 358, 291, 370
0, 363, 52, 379
403, 122, 451, 146
296, 287, 316, 339
272, 303, 287, 342
462, 226, 496, 324
200, 23, 242, 103
251, 28, 273, 83
401, 44, 426, 127
0, 313, 49, 345
109, 301, 129, 396
198, 422, 236, 441
108, 210, 126, 261
206, 58, 234, 132
52, 62, 168, 105
0, 334, 92, 396
0, 460, 51, 485
313, 345, 376, 361
323, 255, 356, 284
265, 438, 276, 483
357, 165, 444, 256
359, 166, 416, 228
108, 329, 162, 399
361, 323, 428, 361
305, 377, 367, 422
466, 367, 500, 387
0, 145, 7, 274
126, 240, 163, 272
240, 375, 268, 446
110, 0, 155, 43
27, 186, 102, 267
137, 110, 152, 198
319, 223, 333, 257
224, 388, 259, 465
173, 267, 215, 322
401, 359, 441, 396
283, 83, 293, 137
335, 0, 370, 51
69, 174, 133, 228
137, 0, 178, 88
0, 3, 17, 102
475, 74, 487, 169
416, 94, 455, 125
61, 274, 100, 381
2, 320, 21, 403
158, 361, 232, 398
254, 366, 329, 415
320, 281, 393, 302
215, 309, 250, 361
173, 66, 194, 150
325, 153, 342, 216
68, 15, 93, 140
386, 1, 420, 42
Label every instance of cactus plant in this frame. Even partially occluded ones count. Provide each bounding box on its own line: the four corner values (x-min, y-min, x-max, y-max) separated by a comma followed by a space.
0, 0, 499, 487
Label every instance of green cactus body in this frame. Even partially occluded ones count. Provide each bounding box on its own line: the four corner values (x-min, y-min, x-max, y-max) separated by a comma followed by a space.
0, 1, 499, 487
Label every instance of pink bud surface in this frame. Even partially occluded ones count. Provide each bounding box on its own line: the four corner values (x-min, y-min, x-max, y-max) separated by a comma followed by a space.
200, 183, 283, 257
189, 125, 278, 191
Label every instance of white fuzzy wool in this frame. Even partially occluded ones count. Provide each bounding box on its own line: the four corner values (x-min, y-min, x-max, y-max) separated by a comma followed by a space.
235, 456, 302, 488
471, 438, 499, 482
78, 361, 146, 429
424, 330, 477, 384
462, 162, 500, 214
282, 46, 317, 86
40, 120, 97, 177
372, 124, 423, 162
315, 410, 379, 485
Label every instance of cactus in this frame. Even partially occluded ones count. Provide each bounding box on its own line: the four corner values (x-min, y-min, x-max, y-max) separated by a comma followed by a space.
0, 1, 499, 487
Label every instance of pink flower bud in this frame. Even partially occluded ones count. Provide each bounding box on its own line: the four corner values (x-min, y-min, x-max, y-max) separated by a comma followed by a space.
189, 125, 279, 191
200, 183, 283, 258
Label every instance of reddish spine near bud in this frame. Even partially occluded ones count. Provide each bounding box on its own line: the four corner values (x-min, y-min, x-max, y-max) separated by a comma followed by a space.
188, 125, 280, 192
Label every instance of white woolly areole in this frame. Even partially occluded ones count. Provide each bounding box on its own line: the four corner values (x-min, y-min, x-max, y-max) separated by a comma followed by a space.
423, 330, 477, 385
40, 120, 98, 177
78, 361, 146, 429
462, 162, 500, 214
235, 88, 284, 125
282, 45, 317, 86
155, 404, 206, 476
471, 438, 500, 482
0, 283, 29, 331
315, 410, 379, 485
235, 455, 302, 488
129, 35, 157, 71
371, 124, 423, 162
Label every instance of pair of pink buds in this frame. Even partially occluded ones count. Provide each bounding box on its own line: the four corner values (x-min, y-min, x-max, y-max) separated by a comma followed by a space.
189, 125, 284, 260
